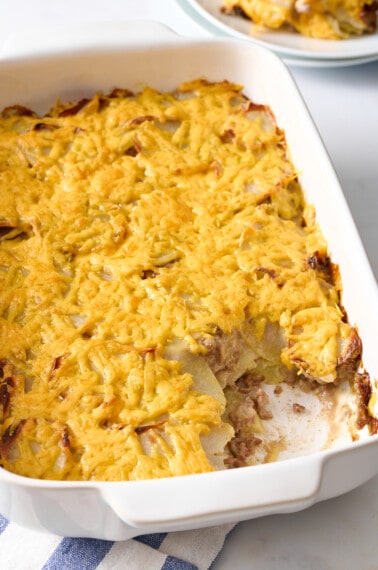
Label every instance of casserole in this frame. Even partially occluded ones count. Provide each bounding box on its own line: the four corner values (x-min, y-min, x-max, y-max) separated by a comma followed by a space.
0, 26, 377, 539
1, 78, 372, 482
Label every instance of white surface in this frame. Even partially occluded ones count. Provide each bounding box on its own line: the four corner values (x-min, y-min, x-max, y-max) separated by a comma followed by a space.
186, 0, 378, 60
214, 473, 378, 569
0, 0, 377, 567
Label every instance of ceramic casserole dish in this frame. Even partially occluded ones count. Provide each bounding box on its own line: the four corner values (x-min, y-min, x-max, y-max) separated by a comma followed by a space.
0, 24, 377, 540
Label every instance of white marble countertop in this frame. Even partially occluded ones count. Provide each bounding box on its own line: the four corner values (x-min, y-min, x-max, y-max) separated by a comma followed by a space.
0, 1, 377, 568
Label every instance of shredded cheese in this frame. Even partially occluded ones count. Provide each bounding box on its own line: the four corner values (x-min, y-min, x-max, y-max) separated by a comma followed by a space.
0, 80, 358, 480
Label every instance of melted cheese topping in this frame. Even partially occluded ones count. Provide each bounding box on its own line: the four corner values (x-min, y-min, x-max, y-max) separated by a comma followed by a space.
0, 80, 355, 480
223, 0, 377, 39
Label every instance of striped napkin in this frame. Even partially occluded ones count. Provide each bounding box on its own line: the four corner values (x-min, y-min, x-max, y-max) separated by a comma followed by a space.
0, 515, 236, 569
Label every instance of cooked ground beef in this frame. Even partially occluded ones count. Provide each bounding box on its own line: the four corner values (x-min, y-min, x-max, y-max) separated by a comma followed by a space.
224, 372, 272, 467
200, 327, 244, 387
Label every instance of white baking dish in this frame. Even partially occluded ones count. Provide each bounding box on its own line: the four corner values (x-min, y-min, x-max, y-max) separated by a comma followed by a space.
0, 23, 377, 540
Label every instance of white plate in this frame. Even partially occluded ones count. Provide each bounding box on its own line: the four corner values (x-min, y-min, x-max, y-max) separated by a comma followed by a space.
182, 0, 378, 61
285, 53, 378, 67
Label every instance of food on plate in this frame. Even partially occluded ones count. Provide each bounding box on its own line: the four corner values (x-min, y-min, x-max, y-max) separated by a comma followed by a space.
0, 80, 376, 481
221, 0, 378, 38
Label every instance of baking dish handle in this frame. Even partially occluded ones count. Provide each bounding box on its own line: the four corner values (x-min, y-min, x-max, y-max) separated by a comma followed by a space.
100, 439, 378, 531
0, 20, 180, 59
100, 455, 324, 530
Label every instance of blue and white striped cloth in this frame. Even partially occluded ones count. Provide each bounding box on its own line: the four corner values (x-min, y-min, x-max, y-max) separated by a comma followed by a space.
0, 515, 236, 569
